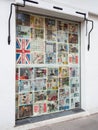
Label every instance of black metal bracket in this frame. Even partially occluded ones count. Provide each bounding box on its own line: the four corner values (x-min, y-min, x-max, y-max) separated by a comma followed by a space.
8, 0, 38, 45
53, 6, 63, 11
76, 11, 94, 51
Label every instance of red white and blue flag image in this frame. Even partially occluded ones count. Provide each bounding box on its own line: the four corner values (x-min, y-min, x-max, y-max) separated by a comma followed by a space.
16, 38, 30, 64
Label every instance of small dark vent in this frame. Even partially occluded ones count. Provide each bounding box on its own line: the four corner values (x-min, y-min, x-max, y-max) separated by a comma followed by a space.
53, 6, 63, 10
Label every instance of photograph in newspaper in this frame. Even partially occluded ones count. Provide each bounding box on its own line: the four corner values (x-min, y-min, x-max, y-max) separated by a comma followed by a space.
71, 85, 79, 97
19, 105, 33, 118
59, 98, 70, 110
69, 43, 78, 53
58, 43, 68, 53
16, 13, 30, 26
57, 32, 68, 43
30, 15, 44, 28
45, 42, 56, 64
47, 90, 58, 101
74, 86, 80, 93
47, 77, 58, 90
45, 18, 56, 30
59, 88, 69, 99
31, 52, 44, 64
58, 53, 68, 64
34, 67, 46, 79
71, 96, 80, 109
59, 88, 70, 110
69, 23, 78, 33
46, 53, 56, 64
75, 102, 80, 108
47, 100, 58, 112
20, 68, 33, 80
69, 34, 78, 43
34, 16, 44, 28
33, 102, 47, 115
47, 68, 58, 77
69, 54, 78, 64
57, 21, 68, 32
34, 91, 47, 102
74, 87, 80, 94
16, 25, 31, 38
74, 97, 80, 108
59, 99, 64, 109
19, 80, 31, 93
71, 93, 80, 109
19, 92, 32, 105
74, 92, 79, 98
59, 88, 66, 99
59, 77, 69, 88
71, 87, 80, 99
70, 67, 79, 77
45, 29, 56, 41
31, 79, 46, 91
70, 78, 79, 88
35, 29, 44, 39
59, 67, 69, 78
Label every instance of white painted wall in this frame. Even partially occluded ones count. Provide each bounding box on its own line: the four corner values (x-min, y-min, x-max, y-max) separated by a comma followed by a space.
48, 0, 98, 14
84, 14, 98, 113
0, 0, 15, 129
0, 0, 98, 129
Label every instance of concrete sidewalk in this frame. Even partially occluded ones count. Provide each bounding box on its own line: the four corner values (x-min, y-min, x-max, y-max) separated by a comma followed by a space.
30, 113, 98, 130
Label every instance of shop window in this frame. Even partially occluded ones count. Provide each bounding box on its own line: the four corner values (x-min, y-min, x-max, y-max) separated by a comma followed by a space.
16, 11, 81, 120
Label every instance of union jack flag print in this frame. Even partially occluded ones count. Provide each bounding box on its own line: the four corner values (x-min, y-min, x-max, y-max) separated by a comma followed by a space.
16, 38, 30, 64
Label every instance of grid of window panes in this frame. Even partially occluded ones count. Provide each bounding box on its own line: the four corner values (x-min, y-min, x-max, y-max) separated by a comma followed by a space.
16, 11, 80, 119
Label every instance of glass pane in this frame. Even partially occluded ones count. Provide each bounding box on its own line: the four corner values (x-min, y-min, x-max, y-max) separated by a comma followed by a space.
16, 12, 81, 119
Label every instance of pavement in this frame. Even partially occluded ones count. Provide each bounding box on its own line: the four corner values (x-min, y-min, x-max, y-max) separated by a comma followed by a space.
30, 113, 98, 130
